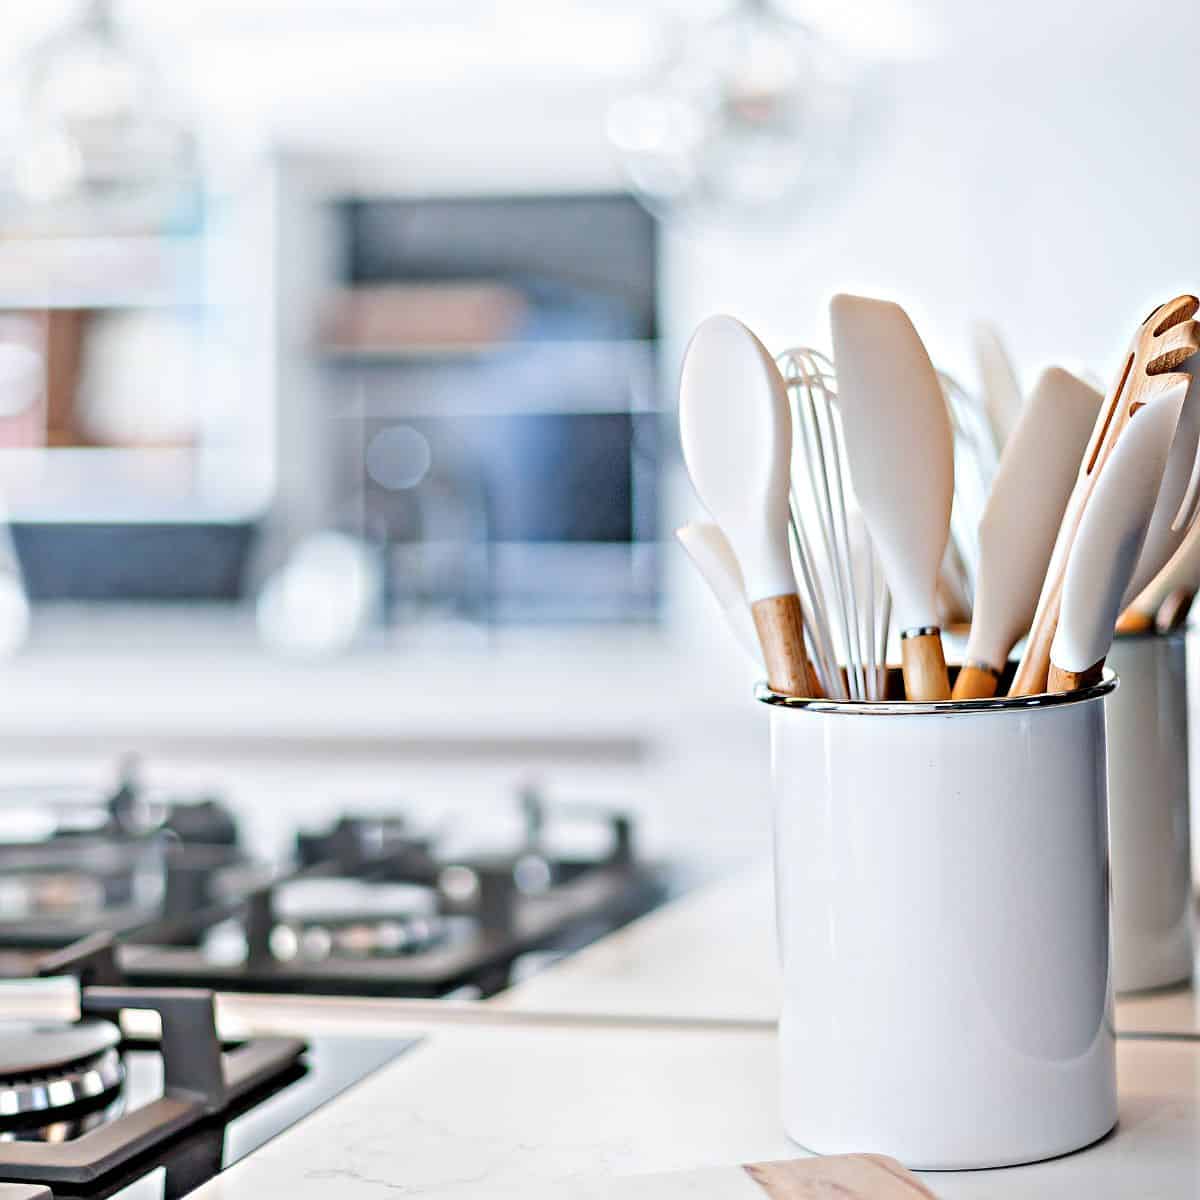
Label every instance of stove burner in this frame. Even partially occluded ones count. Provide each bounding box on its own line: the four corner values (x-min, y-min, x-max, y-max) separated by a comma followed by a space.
0, 987, 307, 1187
0, 1020, 123, 1106
0, 766, 666, 1001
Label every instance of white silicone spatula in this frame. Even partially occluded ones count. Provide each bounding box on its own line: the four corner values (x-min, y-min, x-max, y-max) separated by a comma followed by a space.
972, 320, 1024, 452
1049, 380, 1189, 691
952, 367, 1104, 699
830, 294, 954, 700
674, 522, 762, 663
679, 315, 815, 695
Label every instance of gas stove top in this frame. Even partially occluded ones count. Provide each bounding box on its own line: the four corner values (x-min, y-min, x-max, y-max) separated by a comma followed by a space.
0, 763, 666, 997
0, 763, 666, 1197
0, 982, 413, 1199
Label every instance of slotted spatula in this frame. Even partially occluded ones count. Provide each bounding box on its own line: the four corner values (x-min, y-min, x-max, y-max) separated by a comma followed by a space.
952, 367, 1103, 699
831, 294, 954, 700
1050, 380, 1188, 690
679, 315, 816, 696
1010, 294, 1200, 695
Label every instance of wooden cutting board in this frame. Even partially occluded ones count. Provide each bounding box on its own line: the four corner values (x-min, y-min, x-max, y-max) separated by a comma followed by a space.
478, 1154, 938, 1198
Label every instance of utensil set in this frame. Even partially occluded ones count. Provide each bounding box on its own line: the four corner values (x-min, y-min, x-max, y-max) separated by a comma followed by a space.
679, 292, 1200, 700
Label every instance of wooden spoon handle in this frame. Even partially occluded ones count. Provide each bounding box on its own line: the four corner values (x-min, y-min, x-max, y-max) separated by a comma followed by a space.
950, 663, 1001, 701
751, 594, 816, 697
1048, 658, 1104, 693
900, 628, 951, 700
1009, 572, 1063, 696
1115, 606, 1155, 636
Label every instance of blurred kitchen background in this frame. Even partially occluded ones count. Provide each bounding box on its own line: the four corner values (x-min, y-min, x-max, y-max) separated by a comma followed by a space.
0, 0, 1195, 877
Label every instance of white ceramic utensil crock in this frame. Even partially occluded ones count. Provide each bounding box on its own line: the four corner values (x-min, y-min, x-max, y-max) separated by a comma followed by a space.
760, 673, 1118, 1170
1106, 633, 1193, 993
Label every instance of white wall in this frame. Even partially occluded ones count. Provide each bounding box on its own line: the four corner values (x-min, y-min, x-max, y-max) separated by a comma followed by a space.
662, 1, 1200, 391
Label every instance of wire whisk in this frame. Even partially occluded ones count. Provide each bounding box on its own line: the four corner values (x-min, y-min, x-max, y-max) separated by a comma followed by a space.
777, 347, 891, 701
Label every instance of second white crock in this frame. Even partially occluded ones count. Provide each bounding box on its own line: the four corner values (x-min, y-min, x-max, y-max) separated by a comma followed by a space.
1106, 632, 1193, 993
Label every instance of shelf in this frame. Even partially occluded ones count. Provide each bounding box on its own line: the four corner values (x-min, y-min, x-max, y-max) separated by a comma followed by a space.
319, 336, 657, 365
0, 235, 205, 310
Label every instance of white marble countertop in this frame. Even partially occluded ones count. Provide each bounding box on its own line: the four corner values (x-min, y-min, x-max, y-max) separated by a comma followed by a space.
496, 863, 1200, 1038
187, 1010, 1200, 1199
178, 861, 1200, 1200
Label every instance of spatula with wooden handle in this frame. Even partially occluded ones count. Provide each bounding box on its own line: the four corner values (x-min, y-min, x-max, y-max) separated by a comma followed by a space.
952, 368, 1104, 699
831, 295, 954, 700
679, 315, 816, 696
675, 522, 762, 663
1050, 380, 1188, 691
1010, 294, 1200, 696
1118, 515, 1200, 633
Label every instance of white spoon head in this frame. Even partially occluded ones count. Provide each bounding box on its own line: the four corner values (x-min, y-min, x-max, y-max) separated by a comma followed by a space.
679, 315, 794, 602
675, 523, 761, 662
1053, 383, 1187, 673
674, 522, 747, 611
830, 294, 953, 630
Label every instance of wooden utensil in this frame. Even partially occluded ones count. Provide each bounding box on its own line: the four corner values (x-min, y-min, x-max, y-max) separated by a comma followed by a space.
830, 294, 954, 700
674, 522, 762, 663
972, 320, 1023, 452
504, 1154, 939, 1199
952, 368, 1104, 699
1010, 294, 1200, 696
745, 1155, 938, 1199
1049, 381, 1188, 691
1118, 515, 1200, 633
679, 315, 816, 696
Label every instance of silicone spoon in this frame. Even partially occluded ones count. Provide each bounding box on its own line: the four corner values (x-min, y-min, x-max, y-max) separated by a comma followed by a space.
675, 522, 762, 663
679, 315, 815, 695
